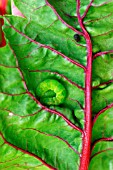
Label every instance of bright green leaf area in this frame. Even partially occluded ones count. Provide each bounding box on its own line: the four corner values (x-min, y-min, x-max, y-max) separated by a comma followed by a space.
92, 54, 113, 84
0, 110, 81, 170
92, 54, 113, 115
89, 149, 113, 170
84, 1, 113, 52
0, 66, 25, 94
92, 0, 110, 6
0, 136, 49, 170
91, 141, 113, 157
0, 44, 17, 66
0, 93, 41, 116
92, 107, 113, 142
92, 83, 113, 115
0, 108, 82, 153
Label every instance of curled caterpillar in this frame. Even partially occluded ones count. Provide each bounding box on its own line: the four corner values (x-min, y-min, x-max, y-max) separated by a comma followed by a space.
36, 79, 67, 106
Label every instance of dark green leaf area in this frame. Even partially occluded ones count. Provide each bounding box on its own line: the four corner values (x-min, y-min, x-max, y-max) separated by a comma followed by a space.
92, 54, 113, 87
91, 141, 113, 157
3, 13, 87, 66
89, 150, 113, 170
50, 106, 84, 129
0, 93, 41, 116
92, 83, 113, 115
0, 110, 81, 170
84, 1, 113, 52
74, 109, 84, 129
0, 136, 49, 170
0, 136, 4, 145
47, 0, 79, 29
92, 107, 113, 142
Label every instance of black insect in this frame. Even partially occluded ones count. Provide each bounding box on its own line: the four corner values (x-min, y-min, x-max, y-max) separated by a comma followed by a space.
74, 34, 80, 42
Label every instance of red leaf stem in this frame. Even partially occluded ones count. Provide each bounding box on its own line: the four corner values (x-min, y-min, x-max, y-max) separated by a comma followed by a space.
76, 0, 93, 169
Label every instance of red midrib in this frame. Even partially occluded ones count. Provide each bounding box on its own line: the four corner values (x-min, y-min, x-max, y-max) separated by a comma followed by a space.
76, 1, 92, 170
79, 34, 92, 170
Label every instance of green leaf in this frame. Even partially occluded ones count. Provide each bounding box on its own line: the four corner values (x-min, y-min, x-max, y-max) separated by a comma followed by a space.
1, 0, 113, 169
84, 0, 113, 53
0, 0, 85, 169
92, 107, 113, 142
0, 135, 50, 170
89, 141, 113, 170
0, 109, 81, 169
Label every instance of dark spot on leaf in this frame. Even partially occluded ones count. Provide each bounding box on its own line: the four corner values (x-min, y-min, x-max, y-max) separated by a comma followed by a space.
74, 34, 80, 42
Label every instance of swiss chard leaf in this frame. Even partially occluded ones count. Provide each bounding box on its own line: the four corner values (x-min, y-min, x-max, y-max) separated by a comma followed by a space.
0, 134, 50, 170
1, 0, 113, 169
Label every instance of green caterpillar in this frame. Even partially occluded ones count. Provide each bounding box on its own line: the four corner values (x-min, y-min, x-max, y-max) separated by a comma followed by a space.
36, 79, 67, 106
